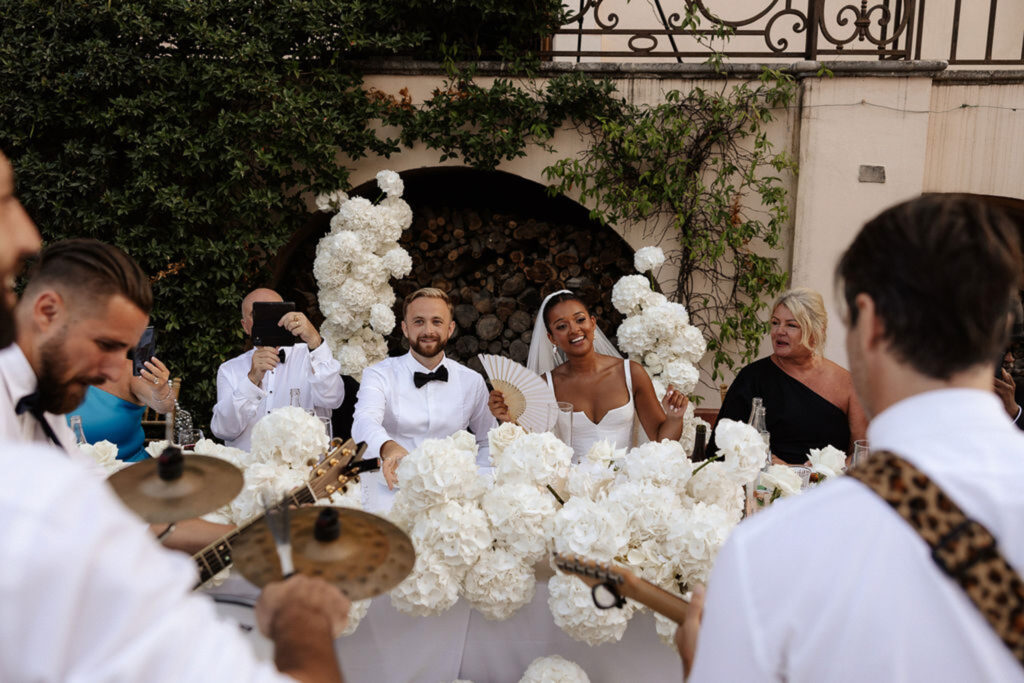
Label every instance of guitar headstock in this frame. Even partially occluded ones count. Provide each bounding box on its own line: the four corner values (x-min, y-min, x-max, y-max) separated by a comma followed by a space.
307, 438, 373, 499
552, 552, 630, 587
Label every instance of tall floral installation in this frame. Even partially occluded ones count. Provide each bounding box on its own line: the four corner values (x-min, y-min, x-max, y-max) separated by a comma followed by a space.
313, 170, 414, 380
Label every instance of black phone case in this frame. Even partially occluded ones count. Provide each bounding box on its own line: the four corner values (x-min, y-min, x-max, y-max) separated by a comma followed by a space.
251, 301, 297, 347
132, 327, 157, 375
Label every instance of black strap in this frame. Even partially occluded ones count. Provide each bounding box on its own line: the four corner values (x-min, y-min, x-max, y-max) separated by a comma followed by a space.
15, 392, 66, 451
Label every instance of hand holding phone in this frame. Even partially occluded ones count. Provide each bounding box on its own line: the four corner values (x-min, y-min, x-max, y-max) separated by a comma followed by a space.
131, 327, 157, 376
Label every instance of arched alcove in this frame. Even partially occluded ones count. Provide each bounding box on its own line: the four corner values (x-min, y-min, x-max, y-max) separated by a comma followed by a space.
274, 167, 644, 373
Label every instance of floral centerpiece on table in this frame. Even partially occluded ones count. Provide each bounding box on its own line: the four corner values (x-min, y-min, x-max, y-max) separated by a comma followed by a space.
78, 440, 129, 475
313, 170, 413, 380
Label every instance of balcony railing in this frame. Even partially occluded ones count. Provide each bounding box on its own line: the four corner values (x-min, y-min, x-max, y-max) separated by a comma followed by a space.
541, 0, 1024, 66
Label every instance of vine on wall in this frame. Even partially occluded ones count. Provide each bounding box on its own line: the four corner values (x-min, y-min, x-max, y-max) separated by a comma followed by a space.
1, 1, 791, 421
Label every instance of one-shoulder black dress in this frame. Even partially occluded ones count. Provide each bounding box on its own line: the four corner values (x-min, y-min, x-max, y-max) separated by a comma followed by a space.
708, 357, 850, 464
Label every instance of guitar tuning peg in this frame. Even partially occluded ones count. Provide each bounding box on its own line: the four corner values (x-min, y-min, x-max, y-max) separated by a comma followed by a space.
315, 468, 325, 476
329, 458, 339, 466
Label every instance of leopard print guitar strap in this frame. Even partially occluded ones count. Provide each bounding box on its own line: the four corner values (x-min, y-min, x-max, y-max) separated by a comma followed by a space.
847, 451, 1024, 665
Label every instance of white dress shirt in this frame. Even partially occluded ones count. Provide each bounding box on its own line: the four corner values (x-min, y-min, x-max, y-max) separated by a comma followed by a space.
352, 352, 495, 512
0, 439, 291, 682
0, 344, 87, 460
690, 389, 1024, 682
211, 342, 345, 452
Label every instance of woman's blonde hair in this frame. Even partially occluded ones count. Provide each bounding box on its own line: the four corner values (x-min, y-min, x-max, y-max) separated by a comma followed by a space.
771, 287, 828, 355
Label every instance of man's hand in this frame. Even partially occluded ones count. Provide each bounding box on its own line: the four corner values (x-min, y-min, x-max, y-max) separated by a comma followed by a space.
279, 311, 322, 350
488, 389, 512, 422
995, 368, 1019, 420
256, 574, 348, 682
675, 584, 705, 679
380, 440, 409, 490
248, 346, 280, 386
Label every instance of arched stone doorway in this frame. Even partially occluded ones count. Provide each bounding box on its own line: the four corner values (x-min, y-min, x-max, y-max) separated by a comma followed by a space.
275, 167, 644, 374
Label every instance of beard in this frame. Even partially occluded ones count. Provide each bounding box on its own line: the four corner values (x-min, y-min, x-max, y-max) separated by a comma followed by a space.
409, 333, 449, 360
36, 328, 104, 414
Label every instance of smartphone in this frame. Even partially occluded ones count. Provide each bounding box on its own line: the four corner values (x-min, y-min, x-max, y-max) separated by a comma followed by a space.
251, 301, 297, 347
131, 327, 157, 376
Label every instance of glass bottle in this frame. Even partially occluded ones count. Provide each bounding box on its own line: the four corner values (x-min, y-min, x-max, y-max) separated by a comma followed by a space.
290, 388, 301, 408
69, 415, 88, 446
691, 424, 707, 461
747, 397, 763, 425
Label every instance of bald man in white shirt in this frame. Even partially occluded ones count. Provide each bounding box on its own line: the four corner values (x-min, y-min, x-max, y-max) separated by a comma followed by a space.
352, 287, 495, 513
211, 288, 345, 451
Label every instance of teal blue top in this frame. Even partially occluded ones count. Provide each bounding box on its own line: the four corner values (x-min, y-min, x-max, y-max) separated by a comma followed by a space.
67, 386, 148, 461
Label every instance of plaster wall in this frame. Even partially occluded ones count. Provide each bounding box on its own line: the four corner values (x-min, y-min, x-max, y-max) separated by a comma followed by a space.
353, 68, 1022, 406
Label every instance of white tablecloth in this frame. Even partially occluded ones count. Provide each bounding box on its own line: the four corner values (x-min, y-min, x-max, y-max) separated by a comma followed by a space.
207, 576, 681, 682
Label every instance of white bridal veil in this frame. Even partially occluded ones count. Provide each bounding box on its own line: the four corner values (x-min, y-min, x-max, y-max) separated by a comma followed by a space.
525, 289, 621, 375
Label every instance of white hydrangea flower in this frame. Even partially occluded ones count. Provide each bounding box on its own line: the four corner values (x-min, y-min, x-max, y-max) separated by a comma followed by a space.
389, 549, 461, 617
368, 303, 396, 335
463, 547, 536, 621
664, 501, 735, 585
565, 460, 618, 501
548, 573, 635, 645
760, 464, 803, 497
619, 482, 683, 542
381, 246, 413, 278
228, 462, 308, 525
482, 483, 556, 563
520, 654, 591, 683
611, 275, 653, 316
615, 315, 658, 357
621, 440, 693, 493
678, 405, 703, 455
685, 461, 744, 522
336, 278, 376, 312
250, 407, 329, 469
340, 598, 371, 637
376, 169, 404, 197
394, 432, 484, 509
634, 246, 666, 273
315, 189, 349, 213
410, 500, 491, 572
550, 496, 630, 560
78, 440, 127, 475
494, 432, 572, 490
654, 612, 680, 648
808, 445, 847, 479
378, 196, 413, 236
487, 421, 528, 466
713, 418, 766, 485
349, 252, 388, 290
660, 358, 700, 394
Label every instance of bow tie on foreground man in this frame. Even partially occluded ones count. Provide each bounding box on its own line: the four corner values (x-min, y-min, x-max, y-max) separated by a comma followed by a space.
352, 287, 495, 512
0, 150, 349, 682
211, 287, 345, 452
679, 196, 1024, 682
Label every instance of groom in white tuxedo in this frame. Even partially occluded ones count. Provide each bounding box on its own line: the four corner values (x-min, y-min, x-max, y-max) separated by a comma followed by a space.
352, 287, 494, 511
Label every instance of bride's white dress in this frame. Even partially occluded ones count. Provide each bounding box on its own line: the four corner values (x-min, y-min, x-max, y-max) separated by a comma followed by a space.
545, 358, 636, 455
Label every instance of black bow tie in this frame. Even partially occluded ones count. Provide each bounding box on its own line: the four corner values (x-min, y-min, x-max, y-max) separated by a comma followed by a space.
15, 392, 66, 450
413, 365, 448, 388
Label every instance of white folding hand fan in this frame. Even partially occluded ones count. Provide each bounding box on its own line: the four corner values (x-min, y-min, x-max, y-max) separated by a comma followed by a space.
478, 354, 557, 433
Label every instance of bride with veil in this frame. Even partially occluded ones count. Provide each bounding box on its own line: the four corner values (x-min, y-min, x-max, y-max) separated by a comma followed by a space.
488, 290, 687, 454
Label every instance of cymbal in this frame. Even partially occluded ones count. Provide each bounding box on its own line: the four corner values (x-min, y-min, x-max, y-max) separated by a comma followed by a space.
107, 452, 244, 523
231, 507, 416, 601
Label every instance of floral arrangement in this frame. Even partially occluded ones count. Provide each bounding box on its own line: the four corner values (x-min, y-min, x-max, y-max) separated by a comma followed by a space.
78, 440, 129, 475
609, 246, 706, 451
313, 170, 414, 380
808, 444, 847, 480
520, 655, 591, 683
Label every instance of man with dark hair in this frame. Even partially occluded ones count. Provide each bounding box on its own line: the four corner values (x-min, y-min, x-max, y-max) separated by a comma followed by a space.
352, 286, 494, 512
0, 238, 152, 452
0, 151, 350, 681
680, 196, 1024, 681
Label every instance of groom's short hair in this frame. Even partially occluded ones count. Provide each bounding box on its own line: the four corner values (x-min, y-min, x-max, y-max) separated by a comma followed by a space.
402, 287, 453, 319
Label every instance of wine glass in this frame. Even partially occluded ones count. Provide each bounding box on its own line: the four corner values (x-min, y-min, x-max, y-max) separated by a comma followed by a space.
851, 440, 870, 468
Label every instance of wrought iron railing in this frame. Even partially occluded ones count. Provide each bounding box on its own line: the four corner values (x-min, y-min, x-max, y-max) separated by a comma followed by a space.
541, 0, 1023, 66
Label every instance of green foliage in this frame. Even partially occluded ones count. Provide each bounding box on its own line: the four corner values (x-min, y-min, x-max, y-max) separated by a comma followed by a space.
1, 0, 791, 424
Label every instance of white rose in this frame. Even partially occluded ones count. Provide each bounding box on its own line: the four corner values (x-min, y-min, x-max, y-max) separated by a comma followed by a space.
808, 445, 847, 479
487, 421, 528, 466
760, 464, 803, 497
78, 440, 127, 475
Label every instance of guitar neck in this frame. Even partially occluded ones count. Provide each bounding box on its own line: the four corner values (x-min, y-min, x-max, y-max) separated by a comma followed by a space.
620, 577, 689, 625
193, 484, 315, 587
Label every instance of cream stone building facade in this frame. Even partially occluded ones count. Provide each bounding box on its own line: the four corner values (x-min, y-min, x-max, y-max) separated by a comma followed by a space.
343, 1, 1024, 406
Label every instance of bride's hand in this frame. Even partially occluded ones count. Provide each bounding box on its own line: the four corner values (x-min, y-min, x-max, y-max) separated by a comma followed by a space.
661, 385, 689, 419
488, 389, 512, 422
